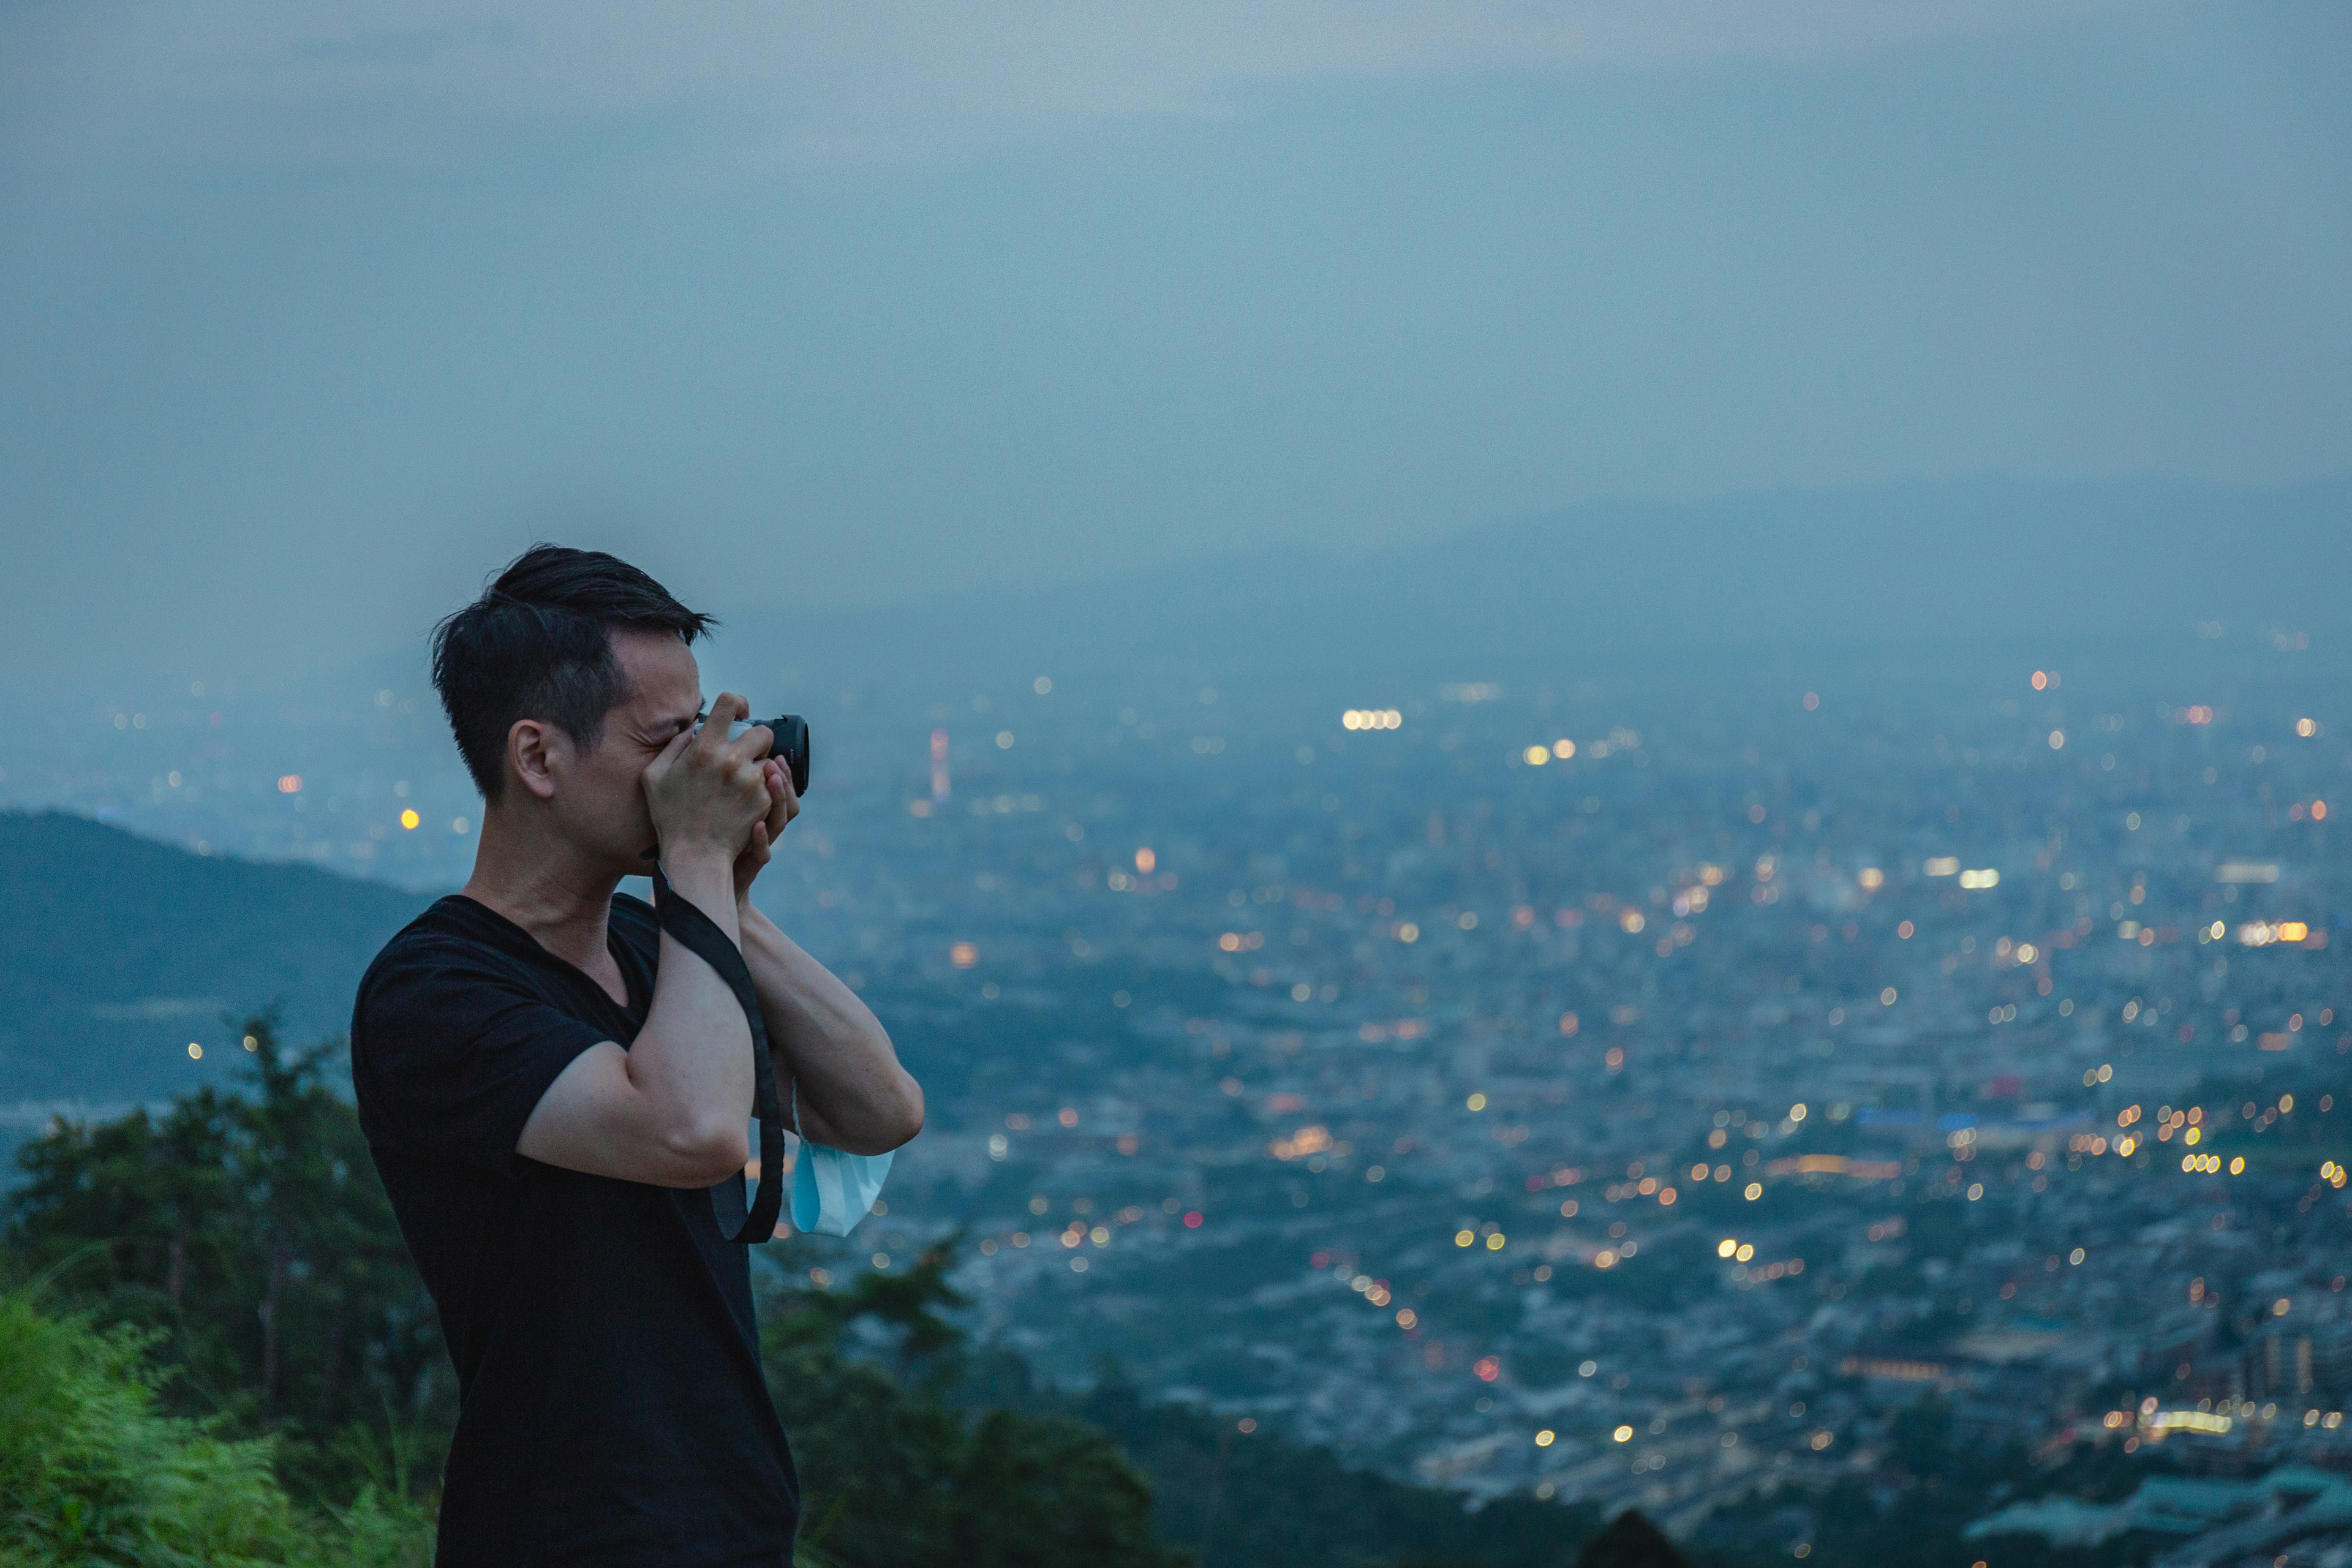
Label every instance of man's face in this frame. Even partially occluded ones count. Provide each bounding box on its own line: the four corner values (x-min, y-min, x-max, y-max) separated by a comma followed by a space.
543, 629, 703, 875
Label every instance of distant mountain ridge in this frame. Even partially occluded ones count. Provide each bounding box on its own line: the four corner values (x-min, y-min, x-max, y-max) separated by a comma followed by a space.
0, 812, 430, 1115
725, 474, 2352, 691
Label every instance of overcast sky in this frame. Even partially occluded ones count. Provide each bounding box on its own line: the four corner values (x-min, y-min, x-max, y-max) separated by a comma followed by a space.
4, 1, 2348, 693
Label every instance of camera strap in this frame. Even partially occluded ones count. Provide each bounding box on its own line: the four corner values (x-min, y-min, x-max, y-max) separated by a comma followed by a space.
648, 865, 785, 1245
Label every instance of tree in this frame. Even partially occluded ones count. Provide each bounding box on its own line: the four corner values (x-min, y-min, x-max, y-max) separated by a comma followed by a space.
1574, 1511, 1687, 1568
762, 1245, 1191, 1568
4, 1012, 453, 1504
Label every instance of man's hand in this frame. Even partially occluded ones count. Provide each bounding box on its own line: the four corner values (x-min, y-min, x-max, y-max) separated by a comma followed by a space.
733, 755, 801, 905
643, 693, 772, 875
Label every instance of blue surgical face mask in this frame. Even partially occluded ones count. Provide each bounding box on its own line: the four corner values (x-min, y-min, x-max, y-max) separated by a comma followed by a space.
789, 1101, 892, 1238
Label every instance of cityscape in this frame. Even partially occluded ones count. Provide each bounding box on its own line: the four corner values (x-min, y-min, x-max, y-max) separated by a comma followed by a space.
6, 622, 2348, 1564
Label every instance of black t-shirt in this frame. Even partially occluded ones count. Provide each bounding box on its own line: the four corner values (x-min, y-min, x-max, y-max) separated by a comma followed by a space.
352, 892, 797, 1567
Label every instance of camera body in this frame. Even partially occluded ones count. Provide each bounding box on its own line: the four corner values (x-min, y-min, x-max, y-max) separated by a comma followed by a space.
755, 715, 812, 796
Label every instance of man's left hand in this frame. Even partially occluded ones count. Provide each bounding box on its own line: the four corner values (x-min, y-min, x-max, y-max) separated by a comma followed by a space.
732, 756, 801, 907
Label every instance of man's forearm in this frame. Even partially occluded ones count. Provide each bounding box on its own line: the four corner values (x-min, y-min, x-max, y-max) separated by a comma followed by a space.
634, 854, 759, 1156
738, 903, 922, 1155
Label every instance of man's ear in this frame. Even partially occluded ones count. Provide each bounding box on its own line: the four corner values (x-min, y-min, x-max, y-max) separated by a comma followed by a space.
508, 719, 562, 802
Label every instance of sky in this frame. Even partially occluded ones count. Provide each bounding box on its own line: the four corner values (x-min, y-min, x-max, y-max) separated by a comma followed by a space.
3, 1, 2350, 695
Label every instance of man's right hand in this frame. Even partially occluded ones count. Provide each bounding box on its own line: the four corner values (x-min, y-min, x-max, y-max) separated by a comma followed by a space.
642, 692, 773, 869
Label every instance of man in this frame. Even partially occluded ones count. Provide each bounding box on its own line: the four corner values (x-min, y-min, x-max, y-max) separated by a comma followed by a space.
352, 545, 924, 1566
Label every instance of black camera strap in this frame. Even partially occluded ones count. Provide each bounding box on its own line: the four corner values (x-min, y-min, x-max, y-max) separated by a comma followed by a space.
649, 864, 785, 1245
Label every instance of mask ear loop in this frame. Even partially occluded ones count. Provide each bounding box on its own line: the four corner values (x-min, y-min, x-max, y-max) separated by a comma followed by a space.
647, 862, 785, 1245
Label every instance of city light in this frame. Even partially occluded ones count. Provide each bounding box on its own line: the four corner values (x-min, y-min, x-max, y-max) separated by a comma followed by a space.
2146, 1409, 2233, 1434
1343, 709, 1402, 730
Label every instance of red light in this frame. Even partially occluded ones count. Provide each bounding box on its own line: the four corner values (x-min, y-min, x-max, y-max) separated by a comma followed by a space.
2315, 801, 2329, 821
276, 774, 302, 794
1183, 1211, 1204, 1229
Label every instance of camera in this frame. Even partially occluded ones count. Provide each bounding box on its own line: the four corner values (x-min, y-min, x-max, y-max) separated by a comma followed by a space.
731, 714, 811, 795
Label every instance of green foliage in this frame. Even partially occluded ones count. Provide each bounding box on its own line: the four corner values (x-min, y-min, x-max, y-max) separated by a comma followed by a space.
4, 1013, 454, 1506
762, 1243, 1190, 1568
0, 1291, 434, 1567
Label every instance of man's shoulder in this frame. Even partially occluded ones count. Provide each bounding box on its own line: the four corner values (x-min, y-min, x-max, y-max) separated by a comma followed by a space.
360, 896, 502, 986
352, 897, 527, 1042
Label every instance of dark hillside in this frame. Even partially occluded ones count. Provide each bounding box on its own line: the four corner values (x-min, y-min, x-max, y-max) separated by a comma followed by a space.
0, 812, 429, 1112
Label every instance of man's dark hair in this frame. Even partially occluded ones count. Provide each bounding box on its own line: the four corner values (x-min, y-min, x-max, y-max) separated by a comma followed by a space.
432, 545, 715, 801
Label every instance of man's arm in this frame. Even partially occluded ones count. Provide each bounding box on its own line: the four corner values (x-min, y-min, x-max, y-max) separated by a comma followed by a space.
518, 696, 773, 1187
739, 904, 924, 1156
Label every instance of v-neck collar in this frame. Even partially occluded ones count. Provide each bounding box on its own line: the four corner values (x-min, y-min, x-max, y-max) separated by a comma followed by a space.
443, 892, 649, 1024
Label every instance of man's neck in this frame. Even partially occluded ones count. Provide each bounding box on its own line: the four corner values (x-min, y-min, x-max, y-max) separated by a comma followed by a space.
459, 810, 622, 975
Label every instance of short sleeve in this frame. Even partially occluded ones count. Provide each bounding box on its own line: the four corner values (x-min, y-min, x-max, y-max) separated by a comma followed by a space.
354, 944, 608, 1174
